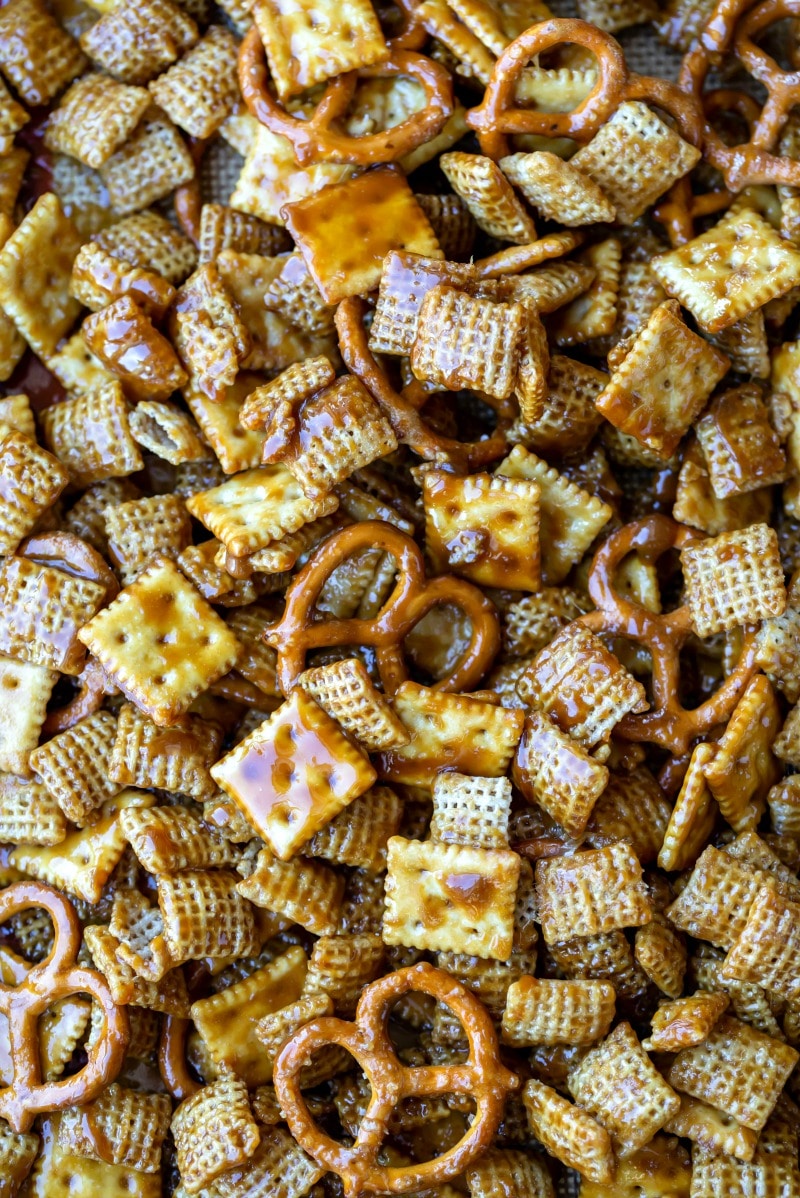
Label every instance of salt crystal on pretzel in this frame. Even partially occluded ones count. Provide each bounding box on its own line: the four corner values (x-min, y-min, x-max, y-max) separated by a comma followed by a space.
171, 1071, 260, 1193
58, 1084, 171, 1174
512, 710, 609, 837
653, 208, 800, 334
523, 1078, 615, 1184
148, 26, 238, 138
440, 151, 538, 243
0, 432, 68, 556
30, 709, 121, 827
111, 698, 223, 797
696, 384, 787, 498
237, 847, 344, 935
229, 124, 354, 226
0, 0, 85, 104
0, 555, 106, 675
535, 842, 652, 945
500, 151, 615, 226
0, 775, 67, 846
570, 101, 701, 226
99, 107, 195, 218
666, 1015, 798, 1134
681, 523, 786, 637
105, 494, 192, 585
502, 976, 615, 1047
642, 992, 729, 1053
296, 657, 409, 752
585, 768, 671, 865
465, 1148, 554, 1198
80, 0, 198, 84
634, 917, 687, 998
185, 377, 267, 476
82, 296, 188, 403
95, 210, 197, 285
44, 73, 150, 170
199, 205, 289, 264
283, 167, 442, 304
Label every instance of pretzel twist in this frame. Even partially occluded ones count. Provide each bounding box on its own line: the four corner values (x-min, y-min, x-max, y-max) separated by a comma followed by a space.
0, 882, 129, 1133
274, 962, 518, 1197
574, 516, 758, 755
264, 520, 501, 696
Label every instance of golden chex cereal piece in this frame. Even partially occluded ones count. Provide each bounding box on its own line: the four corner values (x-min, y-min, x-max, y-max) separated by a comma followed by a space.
237, 847, 344, 935
429, 771, 512, 851
0, 393, 34, 441
211, 1125, 324, 1198
171, 1071, 260, 1193
170, 263, 250, 401
666, 1015, 798, 1134
283, 167, 441, 304
108, 887, 176, 982
84, 923, 189, 1014
666, 844, 779, 949
30, 709, 120, 827
369, 251, 486, 356
120, 805, 240, 875
415, 192, 474, 259
296, 657, 408, 752
186, 464, 339, 559
0, 654, 57, 778
672, 439, 773, 539
148, 25, 238, 138
755, 579, 800, 703
440, 151, 537, 243
465, 1148, 554, 1198
0, 555, 106, 675
44, 72, 151, 169
212, 688, 376, 859
664, 1093, 757, 1162
595, 300, 729, 459
775, 702, 800, 767
58, 1085, 171, 1174
10, 789, 154, 904
549, 930, 648, 1001
512, 710, 609, 837
721, 886, 800, 999
585, 768, 671, 866
83, 295, 188, 403
306, 784, 403, 873
500, 150, 615, 225
416, 0, 496, 85
62, 480, 138, 556
411, 285, 525, 401
239, 356, 336, 432
701, 674, 781, 831
653, 208, 800, 334
437, 946, 538, 1019
262, 253, 336, 334
507, 260, 598, 320
643, 992, 729, 1053
70, 242, 176, 320
535, 842, 652, 945
523, 1078, 615, 1184
0, 193, 82, 359
502, 976, 615, 1047
78, 556, 241, 726
128, 400, 208, 467
105, 493, 192, 585
304, 932, 385, 1016
497, 445, 612, 584
657, 742, 717, 872
509, 353, 606, 459
551, 239, 622, 347
423, 469, 541, 591
376, 681, 525, 786
0, 1116, 37, 1193
569, 1021, 680, 1156
255, 993, 337, 1082
27, 1112, 162, 1198
80, 0, 198, 84
689, 1130, 800, 1198
768, 776, 800, 835
634, 918, 687, 998
0, 775, 68, 846
41, 383, 144, 488
157, 869, 259, 966
696, 384, 787, 498
199, 204, 289, 265
99, 107, 196, 217
692, 944, 785, 1040
94, 210, 197, 285
190, 946, 308, 1085
0, 0, 86, 105
570, 101, 700, 225
384, 836, 520, 960
681, 523, 787, 637
504, 586, 589, 658
222, 604, 279, 696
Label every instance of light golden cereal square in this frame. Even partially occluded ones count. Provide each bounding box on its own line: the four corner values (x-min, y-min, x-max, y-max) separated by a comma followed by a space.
83, 295, 188, 403
535, 842, 652, 945
252, 0, 387, 99
40, 383, 143, 488
0, 432, 68, 555
44, 73, 151, 169
701, 674, 780, 831
689, 1141, 800, 1198
550, 238, 622, 347
221, 604, 280, 696
664, 1094, 757, 1161
58, 1084, 171, 1174
62, 478, 140, 557
111, 704, 222, 800
423, 469, 541, 591
595, 300, 729, 458
511, 710, 609, 837
262, 253, 336, 334
440, 151, 537, 243
283, 167, 441, 304
658, 742, 717, 871
237, 848, 344, 935
0, 0, 86, 105
296, 657, 409, 752
185, 377, 266, 477
577, 0, 658, 30
0, 394, 34, 441
523, 1079, 615, 1184
505, 260, 598, 322
550, 929, 647, 1001
108, 887, 177, 981
384, 836, 521, 960
10, 789, 154, 904
212, 1125, 324, 1198
653, 208, 800, 334
255, 992, 332, 1076
122, 806, 238, 875
79, 0, 198, 85
104, 494, 192, 586
128, 401, 208, 467
681, 524, 787, 637
0, 556, 105, 675
69, 242, 176, 320
78, 557, 241, 726
44, 333, 118, 398
30, 710, 120, 827
570, 101, 701, 225
239, 357, 336, 432
148, 26, 238, 138
0, 774, 68, 846
497, 445, 612, 584
721, 886, 800, 997
775, 702, 800, 766
411, 286, 525, 402
169, 262, 250, 401
84, 922, 189, 1013
643, 992, 729, 1053
704, 310, 770, 380
767, 775, 800, 834
171, 1072, 259, 1193
368, 252, 481, 356
0, 194, 82, 359
755, 586, 800, 703
230, 123, 354, 227
510, 354, 606, 458
634, 918, 687, 998
25, 1113, 162, 1198
304, 932, 385, 1016
306, 784, 402, 873
696, 384, 786, 498
95, 211, 197, 285
502, 976, 615, 1047
503, 587, 589, 659
157, 869, 259, 966
585, 768, 671, 866
666, 1015, 798, 1133
429, 771, 512, 851
211, 688, 376, 860
99, 108, 195, 217
569, 1021, 680, 1156
199, 205, 290, 264
500, 151, 615, 226
665, 844, 775, 948
186, 464, 339, 559
376, 681, 525, 786
190, 946, 308, 1084
465, 1148, 554, 1198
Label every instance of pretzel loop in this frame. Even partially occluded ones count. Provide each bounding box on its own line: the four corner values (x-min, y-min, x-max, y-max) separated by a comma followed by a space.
0, 882, 129, 1133
274, 963, 518, 1197
264, 520, 500, 696
239, 27, 453, 165
575, 516, 758, 754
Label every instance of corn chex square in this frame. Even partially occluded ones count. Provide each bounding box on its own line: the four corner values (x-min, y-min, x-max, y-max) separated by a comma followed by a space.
523, 1079, 615, 1184
535, 841, 652, 944
411, 285, 525, 401
0, 556, 106, 675
681, 523, 787, 637
512, 710, 609, 837
440, 151, 538, 243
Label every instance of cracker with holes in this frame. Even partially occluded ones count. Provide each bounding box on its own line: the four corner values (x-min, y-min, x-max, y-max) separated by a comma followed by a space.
78, 556, 240, 725
185, 376, 267, 476
237, 848, 344, 935
99, 108, 195, 216
229, 123, 355, 226
30, 710, 121, 828
441, 151, 538, 243
595, 300, 729, 458
681, 523, 787, 637
570, 101, 700, 224
523, 1079, 615, 1184
44, 72, 151, 169
0, 0, 85, 104
41, 384, 143, 488
501, 150, 615, 225
503, 976, 615, 1047
172, 1071, 260, 1193
702, 674, 780, 831
0, 432, 68, 555
696, 384, 787, 498
535, 842, 652, 945
80, 0, 198, 84
665, 1095, 757, 1162
296, 658, 408, 752
0, 555, 106, 675
212, 688, 376, 859
0, 655, 57, 779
